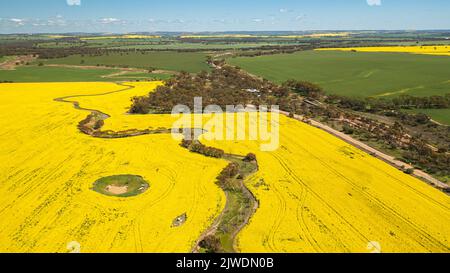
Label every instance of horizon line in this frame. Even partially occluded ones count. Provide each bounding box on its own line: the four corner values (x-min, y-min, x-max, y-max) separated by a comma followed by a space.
1, 29, 450, 35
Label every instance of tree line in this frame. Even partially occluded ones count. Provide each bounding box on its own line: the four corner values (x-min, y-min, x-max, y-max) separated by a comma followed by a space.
326, 94, 450, 112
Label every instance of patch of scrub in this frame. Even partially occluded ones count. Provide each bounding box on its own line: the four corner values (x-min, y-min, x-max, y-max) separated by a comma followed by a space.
92, 174, 149, 197
404, 108, 450, 126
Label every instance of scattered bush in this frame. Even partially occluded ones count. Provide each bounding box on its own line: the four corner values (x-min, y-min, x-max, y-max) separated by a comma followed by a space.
243, 153, 257, 162
217, 163, 239, 183
342, 125, 354, 135
180, 140, 224, 158
283, 80, 324, 99
199, 235, 221, 253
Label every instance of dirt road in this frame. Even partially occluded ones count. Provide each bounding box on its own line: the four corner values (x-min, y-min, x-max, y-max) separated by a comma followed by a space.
274, 109, 449, 191
0, 55, 37, 70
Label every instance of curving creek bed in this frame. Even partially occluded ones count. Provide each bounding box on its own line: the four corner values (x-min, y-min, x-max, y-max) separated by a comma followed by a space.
54, 83, 258, 253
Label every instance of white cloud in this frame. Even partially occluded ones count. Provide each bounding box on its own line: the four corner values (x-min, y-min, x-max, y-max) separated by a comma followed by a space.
252, 18, 263, 23
9, 18, 25, 26
10, 18, 24, 23
67, 0, 81, 6
169, 19, 185, 24
279, 8, 294, 13
32, 23, 47, 27
212, 19, 227, 24
99, 18, 120, 24
367, 0, 381, 6
295, 15, 306, 22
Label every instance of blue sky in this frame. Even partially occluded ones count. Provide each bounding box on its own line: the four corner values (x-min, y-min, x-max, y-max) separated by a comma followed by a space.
0, 0, 449, 33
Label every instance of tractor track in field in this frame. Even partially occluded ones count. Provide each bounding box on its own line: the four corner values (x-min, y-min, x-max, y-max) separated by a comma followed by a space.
270, 152, 374, 248
267, 183, 287, 252
54, 82, 135, 115
296, 183, 322, 252
281, 129, 449, 251
300, 122, 450, 211
45, 64, 177, 79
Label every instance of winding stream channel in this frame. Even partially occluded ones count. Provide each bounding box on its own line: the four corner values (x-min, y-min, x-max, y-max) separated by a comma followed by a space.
54, 83, 258, 253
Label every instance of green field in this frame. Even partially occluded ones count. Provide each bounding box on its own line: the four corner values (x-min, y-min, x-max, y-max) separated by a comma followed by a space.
0, 66, 170, 82
0, 66, 119, 82
41, 51, 210, 73
229, 50, 450, 97
405, 108, 450, 125
107, 71, 173, 81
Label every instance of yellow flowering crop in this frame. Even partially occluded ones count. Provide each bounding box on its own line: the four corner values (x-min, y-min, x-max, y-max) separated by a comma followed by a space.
202, 117, 450, 253
317, 45, 450, 56
0, 82, 226, 253
0, 82, 448, 253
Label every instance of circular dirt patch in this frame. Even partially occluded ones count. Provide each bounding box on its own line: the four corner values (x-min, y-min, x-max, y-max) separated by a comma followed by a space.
92, 174, 149, 197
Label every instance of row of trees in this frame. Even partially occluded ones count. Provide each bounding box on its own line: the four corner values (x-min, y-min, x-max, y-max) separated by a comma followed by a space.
217, 162, 240, 189
282, 80, 325, 99
1, 40, 232, 60
180, 139, 225, 158
326, 94, 450, 112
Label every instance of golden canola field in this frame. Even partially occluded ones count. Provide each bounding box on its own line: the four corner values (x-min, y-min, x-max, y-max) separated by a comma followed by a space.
202, 120, 450, 252
0, 82, 227, 252
317, 45, 450, 56
0, 82, 449, 253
